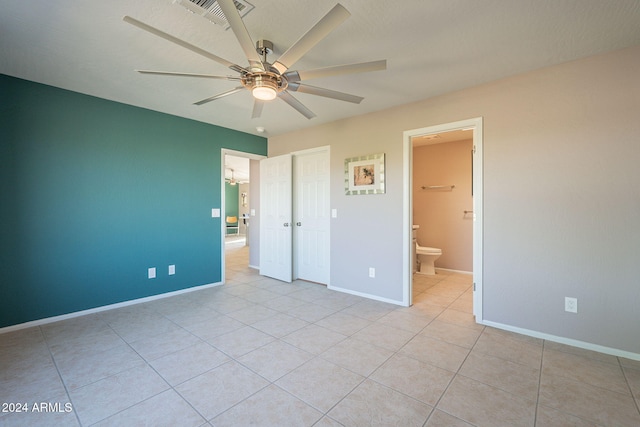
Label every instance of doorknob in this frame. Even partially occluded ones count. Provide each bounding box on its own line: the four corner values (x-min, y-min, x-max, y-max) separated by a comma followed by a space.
283, 223, 289, 227
296, 222, 302, 226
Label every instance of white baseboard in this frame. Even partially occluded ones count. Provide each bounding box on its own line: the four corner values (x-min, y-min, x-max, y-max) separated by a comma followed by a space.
482, 320, 640, 361
328, 285, 404, 306
0, 282, 223, 335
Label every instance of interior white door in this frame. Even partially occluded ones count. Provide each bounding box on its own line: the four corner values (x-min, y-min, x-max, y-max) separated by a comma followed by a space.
259, 154, 292, 282
293, 149, 330, 284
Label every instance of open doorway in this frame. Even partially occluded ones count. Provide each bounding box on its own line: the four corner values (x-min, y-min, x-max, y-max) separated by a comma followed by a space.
221, 149, 266, 284
403, 118, 483, 322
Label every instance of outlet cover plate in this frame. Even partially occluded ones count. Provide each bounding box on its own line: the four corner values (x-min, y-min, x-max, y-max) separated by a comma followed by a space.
565, 297, 578, 313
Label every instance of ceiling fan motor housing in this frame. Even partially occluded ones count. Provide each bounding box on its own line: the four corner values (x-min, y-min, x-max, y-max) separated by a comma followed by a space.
242, 72, 287, 97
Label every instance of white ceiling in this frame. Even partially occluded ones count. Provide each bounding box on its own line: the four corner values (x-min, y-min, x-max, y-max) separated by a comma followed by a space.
225, 155, 250, 183
2, 0, 640, 138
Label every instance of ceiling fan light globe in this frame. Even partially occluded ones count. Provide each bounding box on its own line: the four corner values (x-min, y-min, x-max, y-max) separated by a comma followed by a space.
253, 86, 277, 101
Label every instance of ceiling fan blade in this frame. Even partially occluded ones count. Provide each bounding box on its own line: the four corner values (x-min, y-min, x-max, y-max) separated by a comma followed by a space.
123, 16, 245, 73
252, 99, 264, 119
216, 0, 264, 71
284, 60, 387, 82
137, 70, 241, 80
194, 86, 245, 105
279, 91, 316, 120
273, 4, 350, 74
287, 82, 363, 104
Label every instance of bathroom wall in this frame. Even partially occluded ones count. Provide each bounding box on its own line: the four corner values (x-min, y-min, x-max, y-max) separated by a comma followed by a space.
413, 139, 473, 272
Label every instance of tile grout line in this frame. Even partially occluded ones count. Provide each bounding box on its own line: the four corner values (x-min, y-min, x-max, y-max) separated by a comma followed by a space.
619, 356, 640, 417
39, 324, 87, 427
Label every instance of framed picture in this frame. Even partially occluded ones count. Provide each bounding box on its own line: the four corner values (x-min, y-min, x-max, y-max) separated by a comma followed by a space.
345, 153, 385, 195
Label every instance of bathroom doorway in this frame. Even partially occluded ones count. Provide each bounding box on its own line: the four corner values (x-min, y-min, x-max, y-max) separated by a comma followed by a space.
402, 118, 483, 321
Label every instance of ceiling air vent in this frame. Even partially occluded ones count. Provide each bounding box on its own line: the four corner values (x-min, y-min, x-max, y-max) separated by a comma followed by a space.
174, 0, 254, 27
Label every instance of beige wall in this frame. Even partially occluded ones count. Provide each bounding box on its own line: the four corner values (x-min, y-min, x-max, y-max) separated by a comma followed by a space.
413, 139, 473, 272
269, 44, 640, 356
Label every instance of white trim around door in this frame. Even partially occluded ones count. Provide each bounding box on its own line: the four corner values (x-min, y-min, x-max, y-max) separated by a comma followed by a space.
402, 117, 484, 322
221, 149, 266, 284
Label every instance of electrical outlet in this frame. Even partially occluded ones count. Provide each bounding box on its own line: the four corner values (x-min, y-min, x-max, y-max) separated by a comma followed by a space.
369, 267, 375, 278
148, 267, 156, 279
168, 265, 175, 275
565, 297, 578, 313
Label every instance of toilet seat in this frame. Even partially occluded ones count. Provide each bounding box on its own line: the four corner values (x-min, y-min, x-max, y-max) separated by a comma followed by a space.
416, 244, 442, 255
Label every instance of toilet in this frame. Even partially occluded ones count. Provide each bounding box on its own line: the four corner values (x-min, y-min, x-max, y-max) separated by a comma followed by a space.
416, 243, 442, 275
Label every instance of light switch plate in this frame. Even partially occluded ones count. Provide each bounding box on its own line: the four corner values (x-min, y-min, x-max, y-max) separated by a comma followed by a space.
168, 265, 175, 275
211, 208, 220, 218
331, 209, 337, 218
148, 267, 156, 279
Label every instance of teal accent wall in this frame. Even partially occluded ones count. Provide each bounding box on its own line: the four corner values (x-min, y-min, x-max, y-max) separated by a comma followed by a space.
224, 183, 239, 232
0, 74, 267, 328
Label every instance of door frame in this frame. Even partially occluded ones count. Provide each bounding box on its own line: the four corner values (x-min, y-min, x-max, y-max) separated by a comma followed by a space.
402, 117, 484, 321
220, 148, 266, 284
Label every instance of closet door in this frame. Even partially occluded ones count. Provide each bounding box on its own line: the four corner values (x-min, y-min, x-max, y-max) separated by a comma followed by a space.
294, 148, 330, 284
259, 154, 292, 282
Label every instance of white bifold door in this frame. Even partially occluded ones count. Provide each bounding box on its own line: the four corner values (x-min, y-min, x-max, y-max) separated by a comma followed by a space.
259, 154, 293, 282
260, 148, 330, 284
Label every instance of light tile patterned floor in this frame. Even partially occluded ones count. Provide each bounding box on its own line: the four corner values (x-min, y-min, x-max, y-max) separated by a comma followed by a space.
1, 240, 639, 426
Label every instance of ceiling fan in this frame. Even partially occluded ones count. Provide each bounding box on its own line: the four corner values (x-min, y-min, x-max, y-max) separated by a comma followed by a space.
123, 1, 386, 119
